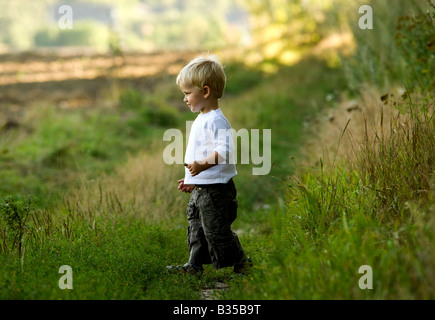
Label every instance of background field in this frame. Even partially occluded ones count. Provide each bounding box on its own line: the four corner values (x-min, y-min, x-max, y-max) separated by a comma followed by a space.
0, 0, 434, 300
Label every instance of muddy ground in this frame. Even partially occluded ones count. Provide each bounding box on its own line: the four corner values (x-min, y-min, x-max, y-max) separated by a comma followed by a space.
0, 50, 197, 115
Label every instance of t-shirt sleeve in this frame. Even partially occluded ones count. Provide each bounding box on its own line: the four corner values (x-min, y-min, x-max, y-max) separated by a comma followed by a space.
212, 117, 233, 164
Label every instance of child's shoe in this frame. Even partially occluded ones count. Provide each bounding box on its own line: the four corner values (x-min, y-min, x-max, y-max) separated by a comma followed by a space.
167, 263, 204, 276
233, 257, 253, 274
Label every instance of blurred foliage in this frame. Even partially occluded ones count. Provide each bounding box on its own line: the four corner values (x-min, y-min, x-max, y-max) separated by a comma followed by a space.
240, 0, 323, 48
119, 87, 180, 128
237, 0, 349, 67
340, 0, 430, 93
238, 0, 434, 94
394, 8, 435, 90
0, 0, 54, 50
0, 0, 246, 51
34, 20, 110, 49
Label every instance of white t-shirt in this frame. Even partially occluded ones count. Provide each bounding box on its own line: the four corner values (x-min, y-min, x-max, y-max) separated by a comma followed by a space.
184, 108, 237, 185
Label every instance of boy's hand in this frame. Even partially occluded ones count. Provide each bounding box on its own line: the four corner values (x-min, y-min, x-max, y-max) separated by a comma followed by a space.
177, 178, 195, 193
186, 161, 204, 177
186, 152, 221, 177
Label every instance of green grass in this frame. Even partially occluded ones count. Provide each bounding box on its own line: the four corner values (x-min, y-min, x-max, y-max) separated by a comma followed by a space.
0, 55, 345, 299
0, 92, 182, 208
0, 196, 240, 299
0, 217, 194, 299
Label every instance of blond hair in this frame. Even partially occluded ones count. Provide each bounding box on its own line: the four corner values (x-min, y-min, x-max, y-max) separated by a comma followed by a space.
176, 54, 226, 99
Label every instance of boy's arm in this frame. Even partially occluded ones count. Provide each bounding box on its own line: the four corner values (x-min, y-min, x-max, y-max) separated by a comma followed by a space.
187, 151, 224, 177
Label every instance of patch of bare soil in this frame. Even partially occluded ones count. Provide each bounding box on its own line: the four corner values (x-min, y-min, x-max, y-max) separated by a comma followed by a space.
201, 281, 230, 300
0, 50, 197, 110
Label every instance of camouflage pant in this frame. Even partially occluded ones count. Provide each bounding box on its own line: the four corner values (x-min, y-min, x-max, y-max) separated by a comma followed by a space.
186, 179, 247, 270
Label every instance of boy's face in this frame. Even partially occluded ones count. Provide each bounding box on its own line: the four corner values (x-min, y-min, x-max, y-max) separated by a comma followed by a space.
179, 82, 207, 113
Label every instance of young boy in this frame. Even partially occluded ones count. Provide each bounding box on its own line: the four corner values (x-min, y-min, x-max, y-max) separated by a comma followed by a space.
167, 55, 252, 275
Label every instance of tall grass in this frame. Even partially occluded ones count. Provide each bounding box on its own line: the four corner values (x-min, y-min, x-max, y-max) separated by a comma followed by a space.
222, 88, 434, 299
220, 0, 435, 300
63, 149, 187, 225
355, 95, 434, 220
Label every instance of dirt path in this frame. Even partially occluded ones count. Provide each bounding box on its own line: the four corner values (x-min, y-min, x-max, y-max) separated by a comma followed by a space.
0, 50, 197, 110
201, 281, 230, 300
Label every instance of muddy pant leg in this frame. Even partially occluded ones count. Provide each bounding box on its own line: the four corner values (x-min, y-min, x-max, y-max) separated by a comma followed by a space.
186, 191, 212, 267
198, 186, 246, 269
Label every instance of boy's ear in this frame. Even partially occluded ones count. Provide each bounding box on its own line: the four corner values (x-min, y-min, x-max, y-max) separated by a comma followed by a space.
203, 86, 211, 99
